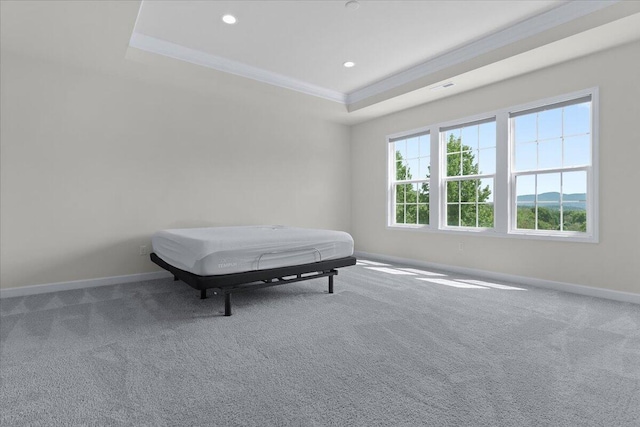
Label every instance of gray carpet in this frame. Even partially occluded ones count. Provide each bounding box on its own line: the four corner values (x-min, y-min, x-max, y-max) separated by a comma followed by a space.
1, 259, 639, 426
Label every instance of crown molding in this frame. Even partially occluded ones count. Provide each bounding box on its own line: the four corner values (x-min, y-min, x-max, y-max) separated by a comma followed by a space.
128, 32, 347, 104
345, 0, 619, 105
130, 0, 619, 108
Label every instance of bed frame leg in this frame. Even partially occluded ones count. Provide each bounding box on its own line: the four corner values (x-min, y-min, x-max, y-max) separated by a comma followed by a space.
328, 275, 334, 294
200, 289, 207, 299
224, 293, 232, 316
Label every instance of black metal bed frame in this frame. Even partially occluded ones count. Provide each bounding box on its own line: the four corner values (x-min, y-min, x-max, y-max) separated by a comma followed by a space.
150, 253, 356, 316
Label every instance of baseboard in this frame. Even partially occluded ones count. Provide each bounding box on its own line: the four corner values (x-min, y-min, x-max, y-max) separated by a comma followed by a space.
4, 254, 637, 305
354, 251, 640, 305
0, 271, 173, 299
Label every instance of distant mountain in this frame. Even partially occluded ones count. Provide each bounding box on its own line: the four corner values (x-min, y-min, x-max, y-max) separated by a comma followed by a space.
517, 192, 586, 210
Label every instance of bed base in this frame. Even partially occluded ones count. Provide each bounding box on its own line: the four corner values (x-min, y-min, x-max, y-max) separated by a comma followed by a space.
150, 253, 356, 316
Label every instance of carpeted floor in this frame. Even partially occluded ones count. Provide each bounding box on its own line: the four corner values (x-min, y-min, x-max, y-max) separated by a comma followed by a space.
1, 259, 639, 426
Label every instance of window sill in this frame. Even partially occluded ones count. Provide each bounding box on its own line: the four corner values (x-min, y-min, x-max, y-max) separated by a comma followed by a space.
386, 224, 598, 243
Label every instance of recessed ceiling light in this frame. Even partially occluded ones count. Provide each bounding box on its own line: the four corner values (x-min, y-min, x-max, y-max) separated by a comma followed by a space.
345, 0, 360, 10
222, 14, 237, 25
343, 61, 355, 68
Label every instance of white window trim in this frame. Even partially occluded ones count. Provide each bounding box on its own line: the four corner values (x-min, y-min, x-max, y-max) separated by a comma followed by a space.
387, 126, 432, 229
386, 87, 599, 243
439, 117, 497, 232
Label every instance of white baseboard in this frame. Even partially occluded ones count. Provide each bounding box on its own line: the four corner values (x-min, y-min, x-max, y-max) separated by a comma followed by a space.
355, 251, 640, 305
3, 254, 637, 305
0, 271, 173, 299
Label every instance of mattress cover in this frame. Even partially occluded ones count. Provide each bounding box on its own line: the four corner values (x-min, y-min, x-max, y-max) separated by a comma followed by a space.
151, 225, 354, 276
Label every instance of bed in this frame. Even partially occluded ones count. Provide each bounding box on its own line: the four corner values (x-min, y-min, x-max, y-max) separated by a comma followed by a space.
150, 225, 356, 316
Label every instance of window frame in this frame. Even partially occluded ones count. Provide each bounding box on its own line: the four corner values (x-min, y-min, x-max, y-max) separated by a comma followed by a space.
387, 127, 432, 228
507, 89, 598, 241
386, 87, 599, 243
439, 118, 497, 231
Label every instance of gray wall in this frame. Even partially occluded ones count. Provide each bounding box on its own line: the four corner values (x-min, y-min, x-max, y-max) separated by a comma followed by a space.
2, 39, 639, 297
350, 41, 640, 294
0, 53, 351, 288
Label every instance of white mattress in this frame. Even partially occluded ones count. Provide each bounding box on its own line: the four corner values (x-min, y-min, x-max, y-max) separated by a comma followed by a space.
152, 225, 354, 276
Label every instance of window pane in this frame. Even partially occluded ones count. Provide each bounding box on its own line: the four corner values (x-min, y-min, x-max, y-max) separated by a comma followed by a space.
395, 161, 406, 181
405, 183, 418, 203
562, 170, 587, 196
445, 130, 461, 152
515, 142, 536, 171
537, 205, 560, 230
394, 139, 407, 159
444, 122, 495, 180
407, 137, 420, 159
538, 139, 562, 169
462, 150, 479, 176
516, 175, 536, 204
447, 153, 462, 176
563, 207, 586, 232
459, 150, 481, 176
478, 147, 496, 175
479, 122, 496, 148
514, 114, 537, 144
562, 171, 587, 232
418, 182, 430, 203
516, 175, 535, 230
563, 135, 590, 167
447, 204, 460, 227
513, 100, 591, 174
406, 183, 413, 203
406, 204, 417, 225
537, 173, 560, 230
480, 178, 493, 203
478, 204, 494, 228
419, 135, 430, 158
538, 108, 562, 140
396, 204, 405, 224
395, 140, 406, 160
516, 204, 536, 230
460, 204, 477, 227
461, 126, 478, 151
407, 158, 419, 180
418, 204, 429, 225
419, 156, 430, 179
563, 102, 590, 136
395, 184, 405, 204
459, 179, 477, 203
537, 173, 561, 199
447, 181, 460, 203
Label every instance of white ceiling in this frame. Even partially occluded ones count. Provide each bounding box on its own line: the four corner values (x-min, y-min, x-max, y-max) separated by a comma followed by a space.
2, 1, 639, 124
130, 0, 630, 106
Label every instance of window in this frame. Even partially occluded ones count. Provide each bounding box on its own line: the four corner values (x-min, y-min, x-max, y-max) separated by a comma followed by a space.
442, 119, 496, 229
387, 88, 597, 242
511, 96, 592, 235
389, 131, 430, 226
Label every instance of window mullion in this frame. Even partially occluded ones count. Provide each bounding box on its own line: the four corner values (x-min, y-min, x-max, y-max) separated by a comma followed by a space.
495, 112, 509, 233
388, 141, 395, 226
442, 173, 494, 182
430, 127, 441, 229
513, 165, 588, 176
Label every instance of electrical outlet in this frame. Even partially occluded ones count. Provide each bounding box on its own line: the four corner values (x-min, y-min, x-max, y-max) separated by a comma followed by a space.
458, 242, 464, 252
139, 245, 147, 256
